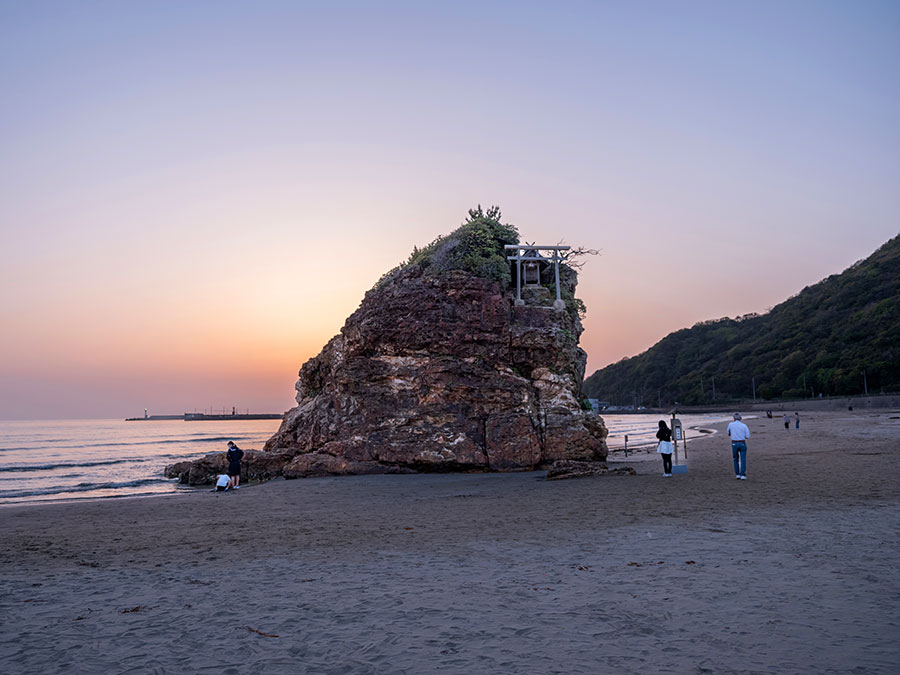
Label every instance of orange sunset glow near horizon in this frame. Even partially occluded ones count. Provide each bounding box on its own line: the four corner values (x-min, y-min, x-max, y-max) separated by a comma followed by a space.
2, 2, 898, 420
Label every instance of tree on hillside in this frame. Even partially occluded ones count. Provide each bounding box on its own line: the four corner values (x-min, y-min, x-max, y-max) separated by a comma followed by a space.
583, 235, 900, 404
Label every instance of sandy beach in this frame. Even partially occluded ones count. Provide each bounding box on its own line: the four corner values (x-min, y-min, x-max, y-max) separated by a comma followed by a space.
1, 410, 898, 673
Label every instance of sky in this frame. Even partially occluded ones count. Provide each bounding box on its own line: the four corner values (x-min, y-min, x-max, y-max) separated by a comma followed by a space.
1, 1, 898, 420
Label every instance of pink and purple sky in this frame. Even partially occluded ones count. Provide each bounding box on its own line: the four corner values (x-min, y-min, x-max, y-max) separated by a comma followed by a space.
1, 1, 898, 419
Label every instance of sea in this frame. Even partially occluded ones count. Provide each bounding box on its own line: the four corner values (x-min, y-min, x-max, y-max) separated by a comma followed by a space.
602, 413, 735, 452
0, 418, 282, 506
0, 413, 734, 506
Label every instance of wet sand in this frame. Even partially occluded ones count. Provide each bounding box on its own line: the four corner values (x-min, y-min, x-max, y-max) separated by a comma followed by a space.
1, 411, 898, 673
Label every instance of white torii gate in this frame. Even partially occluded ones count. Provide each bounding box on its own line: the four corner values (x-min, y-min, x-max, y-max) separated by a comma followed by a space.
504, 244, 570, 310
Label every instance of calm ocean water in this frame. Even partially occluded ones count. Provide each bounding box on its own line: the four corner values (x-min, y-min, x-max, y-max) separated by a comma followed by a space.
0, 414, 734, 506
601, 413, 735, 451
0, 419, 282, 506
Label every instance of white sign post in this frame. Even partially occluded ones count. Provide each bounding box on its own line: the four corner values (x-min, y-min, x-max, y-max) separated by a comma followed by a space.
670, 414, 688, 474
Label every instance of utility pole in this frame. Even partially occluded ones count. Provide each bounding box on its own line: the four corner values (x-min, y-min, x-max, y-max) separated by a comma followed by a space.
752, 377, 756, 402
863, 370, 868, 395
712, 377, 716, 401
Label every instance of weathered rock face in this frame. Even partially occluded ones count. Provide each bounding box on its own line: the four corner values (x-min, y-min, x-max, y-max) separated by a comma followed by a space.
262, 262, 607, 478
166, 214, 609, 484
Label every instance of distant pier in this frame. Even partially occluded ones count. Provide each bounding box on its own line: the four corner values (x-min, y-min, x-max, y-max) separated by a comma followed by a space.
125, 413, 283, 421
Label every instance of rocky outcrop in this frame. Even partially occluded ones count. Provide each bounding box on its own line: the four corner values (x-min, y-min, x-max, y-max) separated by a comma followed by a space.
263, 267, 607, 476
546, 460, 637, 480
167, 211, 609, 484
165, 449, 294, 485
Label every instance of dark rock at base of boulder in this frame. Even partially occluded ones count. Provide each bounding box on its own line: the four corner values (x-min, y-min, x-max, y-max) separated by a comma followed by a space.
282, 453, 418, 478
545, 460, 637, 480
164, 449, 295, 486
164, 455, 223, 486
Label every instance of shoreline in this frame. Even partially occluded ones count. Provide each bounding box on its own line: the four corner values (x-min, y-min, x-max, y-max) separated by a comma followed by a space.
605, 420, 721, 459
0, 421, 722, 508
0, 485, 196, 510
0, 418, 281, 508
597, 392, 900, 415
2, 411, 898, 672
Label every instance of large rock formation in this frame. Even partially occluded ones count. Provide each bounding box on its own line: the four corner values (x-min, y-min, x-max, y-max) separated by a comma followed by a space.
166, 208, 608, 484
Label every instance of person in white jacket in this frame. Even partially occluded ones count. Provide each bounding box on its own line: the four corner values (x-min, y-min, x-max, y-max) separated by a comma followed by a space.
726, 413, 751, 480
214, 473, 233, 492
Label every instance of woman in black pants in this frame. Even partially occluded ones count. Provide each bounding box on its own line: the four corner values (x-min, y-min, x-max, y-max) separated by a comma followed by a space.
656, 420, 674, 476
226, 441, 243, 489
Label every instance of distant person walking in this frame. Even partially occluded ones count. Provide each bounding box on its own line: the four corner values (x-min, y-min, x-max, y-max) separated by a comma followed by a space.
656, 420, 674, 477
727, 412, 750, 480
783, 413, 790, 430
226, 441, 243, 489
794, 412, 800, 430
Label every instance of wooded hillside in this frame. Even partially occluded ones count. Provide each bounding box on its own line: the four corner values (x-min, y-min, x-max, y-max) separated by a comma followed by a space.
583, 234, 900, 405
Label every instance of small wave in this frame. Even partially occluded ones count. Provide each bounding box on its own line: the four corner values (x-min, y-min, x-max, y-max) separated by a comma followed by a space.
0, 477, 172, 499
0, 437, 72, 450
0, 453, 199, 474
0, 436, 249, 453
0, 458, 143, 473
0, 472, 86, 483
58, 436, 242, 449
166, 434, 249, 443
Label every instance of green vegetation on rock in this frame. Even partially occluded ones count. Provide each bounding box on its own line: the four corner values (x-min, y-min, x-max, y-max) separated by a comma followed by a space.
378, 205, 519, 288
583, 234, 900, 405
408, 205, 520, 282
560, 286, 587, 320
374, 206, 593, 323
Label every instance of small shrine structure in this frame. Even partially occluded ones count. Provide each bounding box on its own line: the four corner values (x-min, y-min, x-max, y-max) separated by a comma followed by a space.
505, 244, 570, 310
